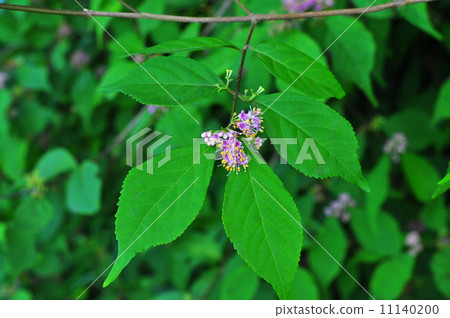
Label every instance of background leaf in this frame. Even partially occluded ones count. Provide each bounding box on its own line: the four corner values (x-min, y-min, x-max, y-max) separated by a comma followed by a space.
365, 155, 391, 229
34, 148, 77, 182
370, 254, 415, 299
6, 198, 54, 276
402, 152, 440, 202
66, 160, 102, 215
432, 77, 450, 124
219, 255, 260, 300
290, 268, 320, 300
350, 210, 402, 258
432, 162, 450, 199
398, 3, 443, 40
325, 16, 377, 106
309, 219, 348, 287
430, 248, 450, 298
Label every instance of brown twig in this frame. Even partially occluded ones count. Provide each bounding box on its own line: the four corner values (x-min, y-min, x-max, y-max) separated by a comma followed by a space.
116, 0, 139, 13
0, 1, 437, 23
230, 19, 257, 121
201, 0, 234, 37
233, 0, 253, 15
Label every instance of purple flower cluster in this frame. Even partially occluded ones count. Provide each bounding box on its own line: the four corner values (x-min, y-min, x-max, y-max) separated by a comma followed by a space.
383, 132, 408, 163
147, 104, 168, 114
324, 193, 356, 223
201, 107, 264, 174
220, 137, 250, 173
405, 231, 423, 257
57, 23, 72, 39
282, 0, 334, 13
71, 49, 91, 69
234, 108, 264, 138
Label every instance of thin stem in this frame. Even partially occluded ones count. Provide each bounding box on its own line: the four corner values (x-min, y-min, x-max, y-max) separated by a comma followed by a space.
233, 0, 253, 15
230, 19, 257, 122
201, 0, 234, 36
0, 1, 437, 24
116, 0, 139, 13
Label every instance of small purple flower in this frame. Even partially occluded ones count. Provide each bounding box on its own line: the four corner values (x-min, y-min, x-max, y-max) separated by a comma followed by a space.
147, 104, 168, 114
71, 49, 90, 69
238, 110, 250, 122
220, 136, 249, 174
383, 132, 408, 163
58, 23, 72, 39
237, 122, 247, 131
254, 137, 263, 149
233, 107, 264, 138
0, 72, 8, 89
405, 231, 423, 257
323, 192, 356, 223
282, 0, 334, 13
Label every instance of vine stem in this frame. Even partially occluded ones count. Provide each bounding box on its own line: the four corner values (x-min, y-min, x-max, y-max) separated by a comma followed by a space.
116, 0, 139, 13
0, 0, 437, 23
231, 19, 257, 122
233, 0, 253, 15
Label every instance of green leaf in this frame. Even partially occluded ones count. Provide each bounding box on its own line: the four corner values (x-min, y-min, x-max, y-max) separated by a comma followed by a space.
102, 56, 222, 106
309, 219, 348, 287
34, 148, 77, 182
6, 197, 54, 276
325, 16, 377, 106
430, 248, 450, 298
222, 151, 303, 299
16, 62, 50, 92
66, 161, 102, 215
402, 153, 440, 202
290, 268, 320, 300
432, 77, 450, 124
103, 145, 215, 287
137, 0, 166, 34
351, 210, 402, 257
0, 135, 28, 182
370, 254, 415, 300
365, 155, 391, 229
432, 162, 450, 199
143, 37, 239, 55
156, 106, 202, 149
256, 93, 369, 192
421, 196, 447, 232
398, 3, 442, 41
220, 255, 260, 300
251, 42, 344, 100
71, 71, 100, 128
352, 0, 393, 19
0, 90, 11, 137
382, 109, 436, 151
